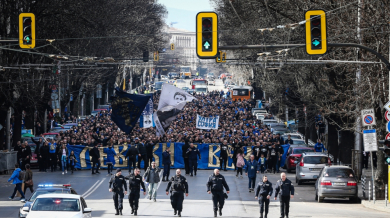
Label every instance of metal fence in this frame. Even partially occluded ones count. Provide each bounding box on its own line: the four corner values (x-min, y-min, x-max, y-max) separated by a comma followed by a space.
0, 151, 17, 173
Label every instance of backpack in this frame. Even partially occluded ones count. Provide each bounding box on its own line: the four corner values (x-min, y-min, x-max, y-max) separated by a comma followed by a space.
18, 171, 25, 181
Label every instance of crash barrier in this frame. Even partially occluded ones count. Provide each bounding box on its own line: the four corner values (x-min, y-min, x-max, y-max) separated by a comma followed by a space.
66, 143, 293, 170
0, 151, 18, 173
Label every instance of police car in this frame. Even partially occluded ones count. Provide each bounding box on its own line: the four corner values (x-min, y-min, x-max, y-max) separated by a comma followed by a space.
19, 184, 77, 218
22, 194, 92, 218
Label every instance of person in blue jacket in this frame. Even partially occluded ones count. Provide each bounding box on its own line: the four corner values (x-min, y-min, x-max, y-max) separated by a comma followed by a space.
245, 155, 260, 192
48, 140, 57, 172
314, 139, 327, 152
8, 163, 25, 201
106, 144, 117, 175
186, 143, 201, 177
162, 146, 171, 182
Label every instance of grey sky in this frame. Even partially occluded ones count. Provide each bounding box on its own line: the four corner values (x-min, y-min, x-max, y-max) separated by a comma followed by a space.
159, 0, 214, 32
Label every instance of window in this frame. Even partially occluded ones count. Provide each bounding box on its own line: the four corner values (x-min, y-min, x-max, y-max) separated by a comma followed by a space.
31, 198, 80, 211
325, 168, 354, 178
294, 149, 313, 154
304, 156, 328, 164
30, 190, 70, 201
232, 89, 249, 96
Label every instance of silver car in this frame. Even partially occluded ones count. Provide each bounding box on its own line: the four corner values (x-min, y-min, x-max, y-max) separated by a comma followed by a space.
295, 152, 331, 185
315, 166, 358, 202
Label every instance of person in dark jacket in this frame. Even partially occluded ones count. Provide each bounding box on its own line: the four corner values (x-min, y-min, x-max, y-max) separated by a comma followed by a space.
218, 140, 230, 171
109, 168, 127, 215
186, 143, 201, 176
143, 162, 161, 201
125, 168, 146, 216
145, 139, 155, 167
92, 133, 112, 147
284, 135, 294, 145
166, 169, 189, 217
255, 175, 273, 218
182, 138, 190, 175
245, 155, 260, 192
23, 164, 34, 194
90, 143, 101, 174
162, 147, 172, 182
31, 136, 44, 171
136, 138, 148, 171
207, 169, 230, 217
20, 142, 32, 171
125, 142, 139, 174
274, 173, 294, 218
39, 142, 50, 172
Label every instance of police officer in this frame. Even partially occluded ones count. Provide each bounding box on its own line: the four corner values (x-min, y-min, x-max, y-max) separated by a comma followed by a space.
207, 169, 230, 217
274, 173, 294, 218
186, 143, 201, 176
126, 142, 139, 174
219, 140, 229, 171
255, 175, 273, 218
125, 168, 146, 216
109, 169, 128, 215
166, 169, 189, 217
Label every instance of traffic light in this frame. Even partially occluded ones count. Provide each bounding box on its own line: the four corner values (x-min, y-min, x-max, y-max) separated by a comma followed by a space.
171, 43, 175, 50
143, 51, 149, 62
19, 13, 35, 49
216, 51, 226, 63
305, 10, 327, 55
382, 140, 390, 165
196, 12, 218, 59
153, 51, 159, 61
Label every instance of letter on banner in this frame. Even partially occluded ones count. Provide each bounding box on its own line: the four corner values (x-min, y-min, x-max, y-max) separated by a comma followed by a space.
80, 146, 90, 168
244, 146, 252, 161
208, 144, 220, 168
115, 144, 128, 167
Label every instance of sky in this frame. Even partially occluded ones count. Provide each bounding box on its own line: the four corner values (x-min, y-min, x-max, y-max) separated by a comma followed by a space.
159, 0, 214, 32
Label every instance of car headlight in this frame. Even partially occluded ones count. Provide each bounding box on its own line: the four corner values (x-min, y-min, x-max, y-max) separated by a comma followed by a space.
19, 210, 28, 217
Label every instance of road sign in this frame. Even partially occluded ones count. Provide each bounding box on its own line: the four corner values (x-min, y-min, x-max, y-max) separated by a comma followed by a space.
387, 122, 390, 132
385, 101, 390, 112
363, 129, 378, 152
361, 109, 376, 127
386, 133, 390, 140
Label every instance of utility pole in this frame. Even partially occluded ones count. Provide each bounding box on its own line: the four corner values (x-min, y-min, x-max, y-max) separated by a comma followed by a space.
6, 107, 11, 150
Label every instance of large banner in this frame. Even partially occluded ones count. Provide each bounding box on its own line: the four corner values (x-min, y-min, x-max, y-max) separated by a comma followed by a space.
196, 114, 219, 130
139, 94, 155, 128
67, 143, 257, 170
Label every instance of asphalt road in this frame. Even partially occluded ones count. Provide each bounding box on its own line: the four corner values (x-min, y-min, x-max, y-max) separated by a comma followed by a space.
0, 168, 388, 218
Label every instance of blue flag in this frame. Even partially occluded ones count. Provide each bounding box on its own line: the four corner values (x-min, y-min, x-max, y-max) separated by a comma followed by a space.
111, 88, 151, 134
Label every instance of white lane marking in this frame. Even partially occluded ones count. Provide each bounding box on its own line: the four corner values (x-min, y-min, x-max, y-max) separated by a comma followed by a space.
81, 180, 100, 197
83, 178, 106, 199
144, 170, 163, 199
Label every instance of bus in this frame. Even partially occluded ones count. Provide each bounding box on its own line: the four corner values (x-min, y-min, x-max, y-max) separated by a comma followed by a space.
190, 79, 208, 89
230, 86, 253, 101
180, 66, 191, 79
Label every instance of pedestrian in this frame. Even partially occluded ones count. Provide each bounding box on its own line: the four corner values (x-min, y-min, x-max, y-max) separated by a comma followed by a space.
8, 164, 26, 201
23, 164, 34, 195
284, 135, 293, 145
186, 143, 201, 176
143, 161, 161, 202
235, 147, 245, 178
218, 140, 230, 171
258, 154, 266, 173
232, 139, 242, 170
125, 168, 146, 216
106, 144, 117, 175
267, 143, 279, 174
90, 143, 101, 174
39, 141, 50, 172
136, 138, 148, 171
166, 169, 189, 217
255, 175, 273, 218
125, 142, 139, 174
274, 172, 294, 218
314, 139, 326, 152
109, 168, 127, 215
162, 146, 171, 182
58, 144, 68, 174
48, 141, 57, 172
31, 136, 44, 171
68, 151, 77, 173
182, 138, 190, 175
245, 155, 260, 192
20, 141, 32, 171
145, 138, 155, 167
207, 169, 230, 217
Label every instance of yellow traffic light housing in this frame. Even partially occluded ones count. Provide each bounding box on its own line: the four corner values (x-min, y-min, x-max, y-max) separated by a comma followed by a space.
171, 43, 175, 50
153, 51, 159, 61
196, 12, 218, 59
305, 10, 327, 55
19, 13, 35, 49
216, 51, 226, 63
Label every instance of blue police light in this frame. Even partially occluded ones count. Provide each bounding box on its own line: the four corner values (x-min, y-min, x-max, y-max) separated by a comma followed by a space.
38, 184, 53, 188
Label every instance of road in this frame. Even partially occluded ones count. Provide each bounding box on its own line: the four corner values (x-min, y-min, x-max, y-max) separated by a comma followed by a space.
0, 169, 388, 218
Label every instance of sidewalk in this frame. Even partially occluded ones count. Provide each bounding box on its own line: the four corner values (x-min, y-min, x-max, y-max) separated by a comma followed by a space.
361, 200, 390, 213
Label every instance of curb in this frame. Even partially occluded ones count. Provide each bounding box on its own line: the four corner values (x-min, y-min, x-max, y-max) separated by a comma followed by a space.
361, 200, 390, 213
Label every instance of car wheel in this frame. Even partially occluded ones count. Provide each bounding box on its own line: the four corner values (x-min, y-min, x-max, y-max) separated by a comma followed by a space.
317, 193, 324, 203
315, 192, 318, 201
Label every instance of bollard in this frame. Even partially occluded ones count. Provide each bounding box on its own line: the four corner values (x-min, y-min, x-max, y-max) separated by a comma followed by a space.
362, 177, 366, 198
369, 181, 371, 202
373, 183, 376, 204
386, 185, 388, 207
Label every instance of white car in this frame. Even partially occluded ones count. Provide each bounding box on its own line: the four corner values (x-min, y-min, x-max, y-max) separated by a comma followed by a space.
23, 194, 92, 218
282, 133, 304, 140
208, 80, 215, 86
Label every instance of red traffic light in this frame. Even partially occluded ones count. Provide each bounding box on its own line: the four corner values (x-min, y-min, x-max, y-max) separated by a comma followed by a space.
202, 19, 212, 28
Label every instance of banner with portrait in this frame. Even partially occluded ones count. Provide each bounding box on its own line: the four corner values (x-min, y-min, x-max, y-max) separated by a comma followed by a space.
196, 114, 219, 130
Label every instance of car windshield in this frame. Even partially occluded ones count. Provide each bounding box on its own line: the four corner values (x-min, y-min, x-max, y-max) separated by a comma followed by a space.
32, 198, 79, 211
294, 140, 306, 145
294, 149, 313, 154
195, 88, 207, 92
30, 190, 71, 201
325, 168, 355, 178
304, 156, 328, 164
289, 135, 301, 139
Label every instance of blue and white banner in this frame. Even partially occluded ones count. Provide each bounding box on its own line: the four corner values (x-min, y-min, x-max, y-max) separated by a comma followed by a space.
140, 94, 155, 128
196, 114, 219, 130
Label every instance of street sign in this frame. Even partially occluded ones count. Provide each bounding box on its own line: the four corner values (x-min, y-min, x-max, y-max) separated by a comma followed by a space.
385, 101, 390, 112
386, 111, 390, 122
386, 133, 390, 140
361, 108, 376, 127
387, 121, 390, 132
363, 129, 378, 152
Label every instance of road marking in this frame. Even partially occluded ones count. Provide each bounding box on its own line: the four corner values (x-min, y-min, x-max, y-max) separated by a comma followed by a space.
81, 180, 100, 197
83, 178, 106, 199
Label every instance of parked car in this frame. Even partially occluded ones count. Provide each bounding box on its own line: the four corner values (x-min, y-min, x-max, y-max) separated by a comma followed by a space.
252, 108, 267, 116
263, 119, 278, 125
208, 79, 215, 86
42, 133, 59, 141
282, 133, 304, 140
256, 114, 265, 121
285, 146, 315, 173
272, 127, 289, 135
315, 166, 358, 202
295, 152, 331, 185
288, 139, 307, 147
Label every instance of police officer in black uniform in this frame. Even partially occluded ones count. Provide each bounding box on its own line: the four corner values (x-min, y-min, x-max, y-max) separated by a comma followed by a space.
125, 168, 146, 216
166, 169, 189, 217
255, 175, 273, 218
274, 173, 294, 218
207, 169, 230, 217
109, 168, 128, 215
219, 140, 229, 171
186, 143, 201, 176
126, 142, 139, 174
